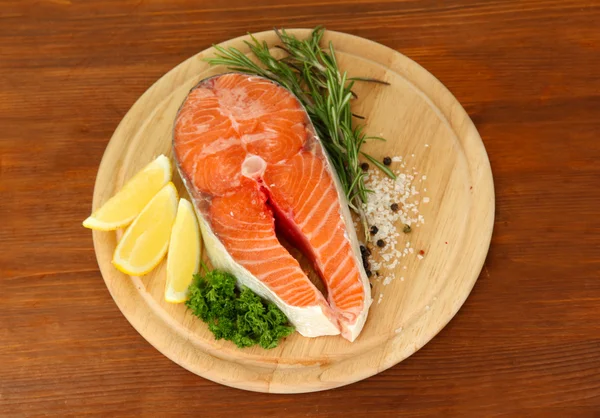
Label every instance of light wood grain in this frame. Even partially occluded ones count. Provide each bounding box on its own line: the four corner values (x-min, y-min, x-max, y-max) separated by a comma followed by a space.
90, 29, 493, 393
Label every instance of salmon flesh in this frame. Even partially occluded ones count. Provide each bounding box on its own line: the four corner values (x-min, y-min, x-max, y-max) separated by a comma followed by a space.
173, 73, 371, 341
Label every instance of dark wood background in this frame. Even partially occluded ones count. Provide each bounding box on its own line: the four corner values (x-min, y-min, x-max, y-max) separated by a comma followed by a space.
1, 0, 599, 416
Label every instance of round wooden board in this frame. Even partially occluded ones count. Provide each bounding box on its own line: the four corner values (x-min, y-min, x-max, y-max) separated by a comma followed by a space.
91, 29, 494, 393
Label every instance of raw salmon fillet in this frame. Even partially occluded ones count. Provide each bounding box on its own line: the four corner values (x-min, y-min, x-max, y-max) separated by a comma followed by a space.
174, 73, 371, 341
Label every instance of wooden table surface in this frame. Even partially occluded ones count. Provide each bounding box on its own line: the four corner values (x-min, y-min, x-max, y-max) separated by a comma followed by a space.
2, 0, 599, 416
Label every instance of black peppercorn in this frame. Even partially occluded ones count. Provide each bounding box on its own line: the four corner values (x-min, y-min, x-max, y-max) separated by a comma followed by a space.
369, 225, 378, 235
376, 239, 385, 248
391, 203, 399, 212
360, 162, 369, 171
403, 224, 412, 233
383, 156, 392, 166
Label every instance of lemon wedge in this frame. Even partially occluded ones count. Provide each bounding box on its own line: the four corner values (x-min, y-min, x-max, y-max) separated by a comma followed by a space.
112, 182, 178, 276
165, 198, 201, 303
83, 155, 172, 230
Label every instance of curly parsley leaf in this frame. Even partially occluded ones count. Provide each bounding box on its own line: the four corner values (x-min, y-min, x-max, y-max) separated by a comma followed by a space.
185, 269, 294, 349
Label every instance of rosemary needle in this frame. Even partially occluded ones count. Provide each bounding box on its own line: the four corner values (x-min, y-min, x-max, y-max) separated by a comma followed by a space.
206, 26, 394, 240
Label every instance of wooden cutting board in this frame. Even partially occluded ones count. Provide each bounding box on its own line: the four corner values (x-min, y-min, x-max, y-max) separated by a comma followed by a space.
90, 29, 494, 393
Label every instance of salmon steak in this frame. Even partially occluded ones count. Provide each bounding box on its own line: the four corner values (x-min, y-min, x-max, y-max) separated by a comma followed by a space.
173, 73, 371, 341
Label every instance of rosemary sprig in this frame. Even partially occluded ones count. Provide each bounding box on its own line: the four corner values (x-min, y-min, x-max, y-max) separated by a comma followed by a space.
206, 27, 394, 240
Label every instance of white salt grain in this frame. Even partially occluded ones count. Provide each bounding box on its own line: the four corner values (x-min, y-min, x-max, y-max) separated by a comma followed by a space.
360, 153, 427, 298
423, 197, 430, 203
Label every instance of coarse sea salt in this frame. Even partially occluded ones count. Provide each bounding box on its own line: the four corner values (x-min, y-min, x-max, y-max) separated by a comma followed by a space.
360, 154, 427, 293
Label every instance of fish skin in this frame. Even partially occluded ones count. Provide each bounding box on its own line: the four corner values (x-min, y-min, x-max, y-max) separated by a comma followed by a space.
173, 73, 371, 341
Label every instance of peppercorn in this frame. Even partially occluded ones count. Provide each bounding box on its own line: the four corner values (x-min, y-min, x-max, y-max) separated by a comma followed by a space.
391, 203, 399, 212
360, 162, 369, 171
370, 225, 378, 235
376, 239, 385, 248
360, 245, 367, 254
403, 224, 412, 233
383, 156, 392, 166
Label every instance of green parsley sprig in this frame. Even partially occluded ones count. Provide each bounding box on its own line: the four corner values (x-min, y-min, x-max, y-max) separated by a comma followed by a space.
186, 268, 294, 349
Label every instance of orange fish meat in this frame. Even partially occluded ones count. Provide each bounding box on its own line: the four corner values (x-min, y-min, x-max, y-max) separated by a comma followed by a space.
174, 73, 371, 341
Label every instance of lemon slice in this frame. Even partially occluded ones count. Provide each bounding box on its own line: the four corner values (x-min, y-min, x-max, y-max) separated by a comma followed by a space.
112, 182, 178, 276
83, 155, 172, 230
165, 198, 201, 303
